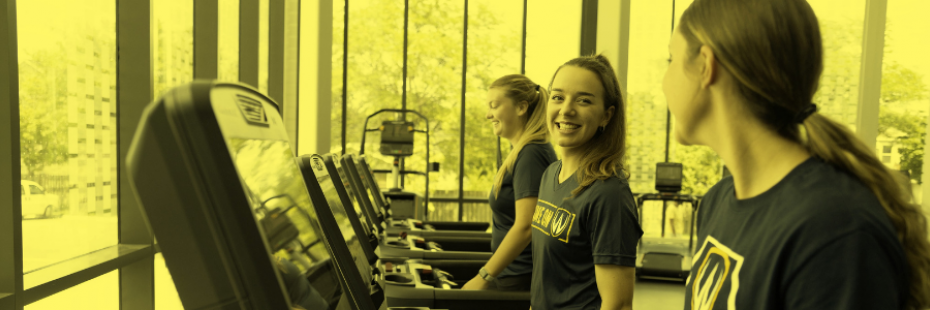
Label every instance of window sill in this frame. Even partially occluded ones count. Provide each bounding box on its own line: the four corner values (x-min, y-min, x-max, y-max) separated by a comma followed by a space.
23, 244, 153, 305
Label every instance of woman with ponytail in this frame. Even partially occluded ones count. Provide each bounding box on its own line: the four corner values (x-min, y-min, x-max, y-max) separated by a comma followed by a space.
461, 74, 558, 291
664, 0, 930, 309
529, 55, 642, 310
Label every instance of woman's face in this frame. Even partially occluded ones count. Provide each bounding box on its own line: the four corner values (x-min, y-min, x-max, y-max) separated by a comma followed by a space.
547, 66, 613, 152
662, 27, 704, 145
485, 87, 525, 140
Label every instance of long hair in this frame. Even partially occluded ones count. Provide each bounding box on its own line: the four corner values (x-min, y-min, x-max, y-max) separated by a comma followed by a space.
492, 74, 551, 198
548, 55, 629, 197
680, 0, 930, 308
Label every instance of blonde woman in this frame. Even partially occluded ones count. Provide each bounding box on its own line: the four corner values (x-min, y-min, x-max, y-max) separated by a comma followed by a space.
462, 74, 557, 291
664, 0, 930, 308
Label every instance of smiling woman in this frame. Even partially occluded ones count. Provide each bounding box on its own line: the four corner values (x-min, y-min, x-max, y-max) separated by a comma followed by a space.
531, 55, 642, 310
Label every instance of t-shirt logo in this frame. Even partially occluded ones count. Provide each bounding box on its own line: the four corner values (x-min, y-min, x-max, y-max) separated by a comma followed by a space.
532, 200, 576, 243
687, 235, 744, 310
550, 210, 571, 237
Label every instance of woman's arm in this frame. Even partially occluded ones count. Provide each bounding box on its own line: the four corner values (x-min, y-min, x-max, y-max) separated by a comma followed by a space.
595, 264, 635, 310
461, 196, 537, 290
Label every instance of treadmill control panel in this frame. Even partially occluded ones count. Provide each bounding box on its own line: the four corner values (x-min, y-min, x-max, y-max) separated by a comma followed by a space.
378, 259, 458, 290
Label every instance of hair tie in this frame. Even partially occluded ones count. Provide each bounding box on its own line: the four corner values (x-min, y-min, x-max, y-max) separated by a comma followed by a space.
535, 84, 540, 91
793, 103, 818, 123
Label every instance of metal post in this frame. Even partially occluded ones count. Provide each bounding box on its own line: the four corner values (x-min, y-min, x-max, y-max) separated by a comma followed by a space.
117, 0, 155, 309
579, 0, 598, 56
0, 0, 23, 308
194, 0, 219, 79
240, 0, 260, 88
855, 0, 886, 150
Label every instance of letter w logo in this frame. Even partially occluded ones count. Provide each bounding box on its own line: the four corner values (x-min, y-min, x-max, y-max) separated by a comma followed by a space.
549, 209, 575, 243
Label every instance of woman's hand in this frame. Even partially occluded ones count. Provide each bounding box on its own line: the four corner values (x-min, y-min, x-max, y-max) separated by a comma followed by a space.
461, 275, 492, 290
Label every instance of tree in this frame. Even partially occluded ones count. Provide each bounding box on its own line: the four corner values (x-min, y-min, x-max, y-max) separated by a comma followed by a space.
19, 49, 69, 180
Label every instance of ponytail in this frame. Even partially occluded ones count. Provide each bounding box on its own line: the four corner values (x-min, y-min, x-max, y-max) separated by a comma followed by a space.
491, 75, 551, 198
803, 114, 930, 309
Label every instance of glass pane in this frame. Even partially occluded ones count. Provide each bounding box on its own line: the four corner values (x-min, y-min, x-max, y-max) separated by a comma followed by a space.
462, 0, 523, 222
218, 0, 240, 82
404, 0, 464, 220
879, 0, 930, 203
525, 0, 581, 93
258, 0, 269, 94
17, 0, 118, 273
25, 271, 118, 310
330, 0, 345, 154
153, 0, 193, 99
626, 0, 672, 194
343, 0, 404, 162
809, 0, 867, 132
155, 253, 184, 310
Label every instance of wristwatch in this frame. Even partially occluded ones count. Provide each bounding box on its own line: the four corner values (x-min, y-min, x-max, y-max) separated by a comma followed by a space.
478, 267, 497, 282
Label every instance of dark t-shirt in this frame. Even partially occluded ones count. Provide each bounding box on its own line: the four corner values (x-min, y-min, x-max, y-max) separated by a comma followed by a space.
531, 161, 643, 310
489, 143, 558, 278
684, 157, 909, 310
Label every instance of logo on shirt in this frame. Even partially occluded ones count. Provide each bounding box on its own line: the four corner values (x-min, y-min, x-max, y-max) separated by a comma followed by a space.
532, 200, 576, 243
687, 235, 744, 310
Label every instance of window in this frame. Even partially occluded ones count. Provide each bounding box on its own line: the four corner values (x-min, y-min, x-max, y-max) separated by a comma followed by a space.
403, 0, 466, 221
459, 0, 524, 222
625, 0, 673, 194
25, 271, 118, 310
525, 0, 581, 89
808, 0, 867, 132
152, 0, 193, 99
878, 0, 929, 188
342, 0, 404, 166
218, 0, 240, 82
155, 253, 183, 310
17, 0, 118, 273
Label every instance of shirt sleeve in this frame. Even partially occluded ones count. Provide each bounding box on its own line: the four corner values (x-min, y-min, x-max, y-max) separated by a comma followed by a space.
784, 231, 905, 310
585, 183, 643, 267
512, 145, 553, 200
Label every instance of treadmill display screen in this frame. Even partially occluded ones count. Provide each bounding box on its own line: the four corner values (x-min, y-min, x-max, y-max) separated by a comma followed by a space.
227, 138, 345, 307
309, 157, 373, 286
332, 157, 373, 237
356, 157, 389, 210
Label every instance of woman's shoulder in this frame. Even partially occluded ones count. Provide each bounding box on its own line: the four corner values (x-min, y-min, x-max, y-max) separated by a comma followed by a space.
520, 142, 557, 157
583, 175, 634, 202
516, 143, 559, 166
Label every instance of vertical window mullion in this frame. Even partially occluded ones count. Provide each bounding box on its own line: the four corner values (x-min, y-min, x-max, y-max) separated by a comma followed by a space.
0, 0, 24, 308
117, 0, 155, 309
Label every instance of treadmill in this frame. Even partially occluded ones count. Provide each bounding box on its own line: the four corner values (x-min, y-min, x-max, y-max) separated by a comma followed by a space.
300, 154, 531, 309
345, 154, 491, 238
126, 81, 394, 309
306, 153, 492, 260
635, 162, 698, 281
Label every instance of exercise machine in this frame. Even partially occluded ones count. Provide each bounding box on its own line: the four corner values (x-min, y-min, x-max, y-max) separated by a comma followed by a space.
635, 162, 700, 281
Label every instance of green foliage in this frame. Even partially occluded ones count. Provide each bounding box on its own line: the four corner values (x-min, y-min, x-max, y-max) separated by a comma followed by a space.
333, 0, 520, 196
878, 28, 928, 184
19, 50, 69, 179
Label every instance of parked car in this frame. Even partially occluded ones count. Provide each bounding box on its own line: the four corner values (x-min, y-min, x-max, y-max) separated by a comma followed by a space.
21, 180, 59, 219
